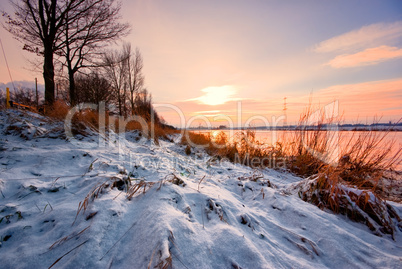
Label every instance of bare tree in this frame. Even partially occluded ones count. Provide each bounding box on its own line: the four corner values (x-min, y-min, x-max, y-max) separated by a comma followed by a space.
102, 44, 146, 117
125, 44, 144, 115
12, 86, 43, 106
54, 77, 69, 101
2, 0, 129, 106
60, 0, 130, 105
103, 48, 129, 116
75, 72, 114, 106
133, 88, 155, 122
2, 0, 86, 105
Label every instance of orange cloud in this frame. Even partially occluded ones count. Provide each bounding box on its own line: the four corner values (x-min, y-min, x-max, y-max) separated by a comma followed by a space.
327, 46, 402, 68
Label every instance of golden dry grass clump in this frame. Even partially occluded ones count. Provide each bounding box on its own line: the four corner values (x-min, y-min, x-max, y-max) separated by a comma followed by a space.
180, 130, 284, 167
44, 101, 178, 142
285, 104, 402, 237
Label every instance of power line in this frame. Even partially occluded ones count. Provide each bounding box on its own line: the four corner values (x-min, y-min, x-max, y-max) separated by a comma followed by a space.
0, 38, 16, 91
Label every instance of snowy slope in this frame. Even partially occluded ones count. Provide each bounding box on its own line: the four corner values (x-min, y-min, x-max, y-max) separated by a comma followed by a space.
0, 110, 401, 269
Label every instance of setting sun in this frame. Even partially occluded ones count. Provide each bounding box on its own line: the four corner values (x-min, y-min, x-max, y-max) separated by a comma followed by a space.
195, 85, 237, 106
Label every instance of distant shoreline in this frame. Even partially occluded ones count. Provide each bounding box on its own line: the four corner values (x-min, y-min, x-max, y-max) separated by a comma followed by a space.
184, 126, 402, 132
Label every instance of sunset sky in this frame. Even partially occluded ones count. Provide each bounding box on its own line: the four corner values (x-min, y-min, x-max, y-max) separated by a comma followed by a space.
1, 0, 402, 127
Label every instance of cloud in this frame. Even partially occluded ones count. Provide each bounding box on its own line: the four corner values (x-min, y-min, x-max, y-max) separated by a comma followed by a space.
316, 78, 402, 98
189, 85, 239, 106
193, 110, 222, 115
313, 78, 402, 120
326, 46, 402, 68
155, 96, 289, 127
314, 21, 402, 53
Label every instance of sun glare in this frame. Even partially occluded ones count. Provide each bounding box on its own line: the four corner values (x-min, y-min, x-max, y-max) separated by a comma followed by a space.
197, 85, 237, 105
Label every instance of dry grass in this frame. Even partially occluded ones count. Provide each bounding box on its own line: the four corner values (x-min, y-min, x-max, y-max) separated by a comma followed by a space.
72, 177, 156, 226
277, 103, 401, 180
280, 104, 401, 183
148, 231, 176, 269
147, 122, 179, 144
298, 171, 397, 238
43, 101, 178, 143
45, 101, 102, 136
126, 180, 155, 200
48, 240, 89, 269
284, 104, 402, 237
75, 109, 100, 130
125, 120, 143, 131
181, 130, 284, 167
181, 131, 212, 148
156, 253, 173, 269
277, 103, 340, 176
49, 225, 91, 250
158, 173, 187, 191
338, 130, 401, 187
72, 181, 110, 225
206, 198, 228, 223
237, 170, 264, 182
45, 100, 70, 120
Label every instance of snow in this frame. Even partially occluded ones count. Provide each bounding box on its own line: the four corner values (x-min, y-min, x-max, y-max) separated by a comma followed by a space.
0, 109, 401, 268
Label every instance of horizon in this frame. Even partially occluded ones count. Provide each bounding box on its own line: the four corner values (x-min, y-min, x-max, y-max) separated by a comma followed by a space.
1, 0, 401, 126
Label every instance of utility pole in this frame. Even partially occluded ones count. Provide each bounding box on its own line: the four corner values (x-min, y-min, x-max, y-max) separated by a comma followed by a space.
35, 77, 39, 109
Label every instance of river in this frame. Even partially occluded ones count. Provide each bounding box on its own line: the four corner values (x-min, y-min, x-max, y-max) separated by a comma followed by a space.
195, 129, 402, 169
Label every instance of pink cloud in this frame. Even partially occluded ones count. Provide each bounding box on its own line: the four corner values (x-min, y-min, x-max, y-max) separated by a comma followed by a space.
327, 46, 402, 68
314, 21, 402, 53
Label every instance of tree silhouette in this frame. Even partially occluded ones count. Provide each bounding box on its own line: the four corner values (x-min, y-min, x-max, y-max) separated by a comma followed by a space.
2, 0, 129, 106
3, 0, 86, 105
60, 0, 129, 105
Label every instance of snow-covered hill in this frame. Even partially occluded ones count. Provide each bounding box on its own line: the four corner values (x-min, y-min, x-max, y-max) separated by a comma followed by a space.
0, 110, 401, 268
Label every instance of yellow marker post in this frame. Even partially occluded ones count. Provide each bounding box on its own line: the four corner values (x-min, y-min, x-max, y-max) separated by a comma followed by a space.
6, 87, 10, 108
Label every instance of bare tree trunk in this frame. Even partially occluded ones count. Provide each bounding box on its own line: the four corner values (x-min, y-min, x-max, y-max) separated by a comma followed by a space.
69, 70, 76, 106
118, 90, 123, 116
65, 17, 76, 106
43, 43, 55, 106
130, 89, 134, 114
